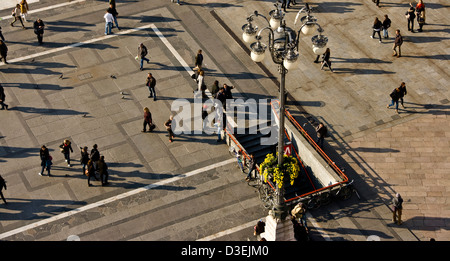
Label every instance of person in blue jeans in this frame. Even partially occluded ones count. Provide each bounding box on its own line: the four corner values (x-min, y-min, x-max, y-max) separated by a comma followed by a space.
104, 9, 113, 35
138, 43, 150, 70
107, 4, 120, 30
39, 145, 52, 176
146, 73, 156, 100
60, 139, 73, 167
387, 87, 401, 114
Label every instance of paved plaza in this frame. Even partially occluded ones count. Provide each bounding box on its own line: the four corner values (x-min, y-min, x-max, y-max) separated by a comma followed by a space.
0, 0, 449, 242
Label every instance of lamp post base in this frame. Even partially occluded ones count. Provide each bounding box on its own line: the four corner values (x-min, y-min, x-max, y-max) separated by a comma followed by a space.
262, 212, 295, 241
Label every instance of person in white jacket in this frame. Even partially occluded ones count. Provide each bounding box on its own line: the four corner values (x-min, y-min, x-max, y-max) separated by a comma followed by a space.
11, 4, 25, 29
104, 9, 114, 35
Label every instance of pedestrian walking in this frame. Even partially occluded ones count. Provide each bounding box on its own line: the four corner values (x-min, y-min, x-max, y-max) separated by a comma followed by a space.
33, 18, 45, 45
104, 9, 114, 35
0, 175, 7, 205
80, 146, 90, 176
392, 193, 403, 225
291, 202, 308, 233
398, 82, 407, 108
164, 115, 175, 142
392, 29, 403, 58
0, 26, 4, 42
0, 40, 7, 64
11, 4, 26, 29
382, 15, 391, 39
142, 107, 155, 132
245, 154, 257, 181
193, 49, 203, 70
146, 72, 156, 100
171, 0, 182, 5
20, 0, 29, 22
107, 4, 120, 30
97, 155, 109, 186
406, 3, 416, 32
39, 145, 52, 176
0, 84, 9, 110
315, 122, 327, 149
197, 69, 204, 92
197, 70, 207, 97
59, 139, 74, 167
137, 43, 150, 71
210, 80, 220, 98
86, 160, 97, 187
320, 48, 334, 72
387, 87, 401, 114
90, 144, 100, 170
371, 17, 383, 43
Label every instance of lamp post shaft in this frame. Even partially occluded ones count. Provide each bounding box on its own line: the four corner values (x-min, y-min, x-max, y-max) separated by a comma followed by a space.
275, 64, 286, 218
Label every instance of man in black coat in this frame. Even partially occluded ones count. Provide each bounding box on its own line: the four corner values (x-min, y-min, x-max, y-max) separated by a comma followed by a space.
33, 18, 45, 45
90, 144, 100, 170
146, 73, 156, 100
406, 3, 416, 32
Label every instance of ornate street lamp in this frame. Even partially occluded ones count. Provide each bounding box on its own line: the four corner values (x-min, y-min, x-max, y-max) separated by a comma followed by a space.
242, 2, 327, 225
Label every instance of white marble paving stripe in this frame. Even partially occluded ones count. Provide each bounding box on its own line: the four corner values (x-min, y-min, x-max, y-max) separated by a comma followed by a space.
150, 24, 194, 76
197, 219, 262, 241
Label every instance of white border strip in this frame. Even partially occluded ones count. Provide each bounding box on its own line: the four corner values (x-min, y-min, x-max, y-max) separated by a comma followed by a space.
0, 158, 235, 240
0, 0, 86, 21
150, 24, 194, 76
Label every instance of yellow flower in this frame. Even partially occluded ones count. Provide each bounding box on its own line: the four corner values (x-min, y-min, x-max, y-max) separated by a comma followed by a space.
260, 153, 300, 188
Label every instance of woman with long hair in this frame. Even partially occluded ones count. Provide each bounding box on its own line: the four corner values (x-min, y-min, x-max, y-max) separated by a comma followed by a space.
371, 17, 383, 42
320, 48, 334, 73
20, 0, 29, 22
